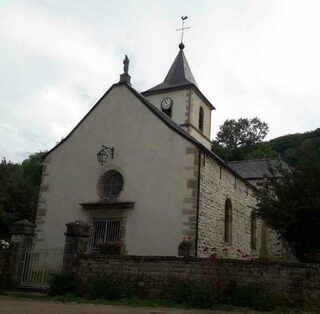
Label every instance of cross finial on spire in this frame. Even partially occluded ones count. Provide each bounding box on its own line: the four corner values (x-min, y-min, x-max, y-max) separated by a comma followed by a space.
176, 16, 190, 49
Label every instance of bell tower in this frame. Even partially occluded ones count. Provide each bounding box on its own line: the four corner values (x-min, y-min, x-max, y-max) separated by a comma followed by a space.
142, 40, 215, 149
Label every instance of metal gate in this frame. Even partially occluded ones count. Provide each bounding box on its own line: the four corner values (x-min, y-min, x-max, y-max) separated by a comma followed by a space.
21, 245, 64, 288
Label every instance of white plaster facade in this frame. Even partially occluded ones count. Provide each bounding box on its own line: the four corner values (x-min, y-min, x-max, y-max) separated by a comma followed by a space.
144, 88, 212, 150
35, 82, 261, 259
36, 84, 198, 256
144, 89, 190, 126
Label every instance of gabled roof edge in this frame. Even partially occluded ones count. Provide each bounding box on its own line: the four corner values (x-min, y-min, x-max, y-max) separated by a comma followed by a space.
44, 83, 119, 159
43, 82, 255, 191
126, 84, 256, 191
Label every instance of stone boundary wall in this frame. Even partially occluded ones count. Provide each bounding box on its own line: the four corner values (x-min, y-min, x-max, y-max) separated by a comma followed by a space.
76, 255, 320, 301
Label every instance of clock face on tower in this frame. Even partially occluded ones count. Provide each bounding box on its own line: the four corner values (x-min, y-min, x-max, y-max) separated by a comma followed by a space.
161, 97, 173, 111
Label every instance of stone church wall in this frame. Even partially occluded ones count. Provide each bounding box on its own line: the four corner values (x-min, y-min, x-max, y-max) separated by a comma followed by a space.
198, 155, 261, 259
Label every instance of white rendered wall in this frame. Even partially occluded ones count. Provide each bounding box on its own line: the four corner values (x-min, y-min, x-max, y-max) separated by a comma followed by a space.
35, 84, 196, 255
189, 90, 212, 140
145, 89, 213, 150
144, 89, 190, 125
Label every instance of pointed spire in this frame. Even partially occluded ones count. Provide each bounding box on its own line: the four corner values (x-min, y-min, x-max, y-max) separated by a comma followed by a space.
163, 45, 197, 87
144, 46, 197, 93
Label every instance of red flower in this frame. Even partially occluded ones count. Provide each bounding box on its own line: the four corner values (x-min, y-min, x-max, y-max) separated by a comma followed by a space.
203, 271, 211, 277
216, 280, 223, 290
209, 253, 217, 262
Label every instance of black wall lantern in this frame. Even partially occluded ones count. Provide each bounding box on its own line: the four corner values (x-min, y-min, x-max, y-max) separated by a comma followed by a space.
97, 145, 114, 165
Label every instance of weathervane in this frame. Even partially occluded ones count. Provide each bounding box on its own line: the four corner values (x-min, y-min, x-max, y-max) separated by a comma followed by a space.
176, 16, 190, 46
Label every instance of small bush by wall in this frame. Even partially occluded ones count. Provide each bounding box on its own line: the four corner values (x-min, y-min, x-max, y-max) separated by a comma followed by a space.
0, 273, 12, 292
88, 274, 133, 300
48, 273, 78, 296
0, 250, 8, 275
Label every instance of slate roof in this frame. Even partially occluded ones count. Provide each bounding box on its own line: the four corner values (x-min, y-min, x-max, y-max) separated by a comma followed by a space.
144, 48, 197, 92
228, 158, 290, 180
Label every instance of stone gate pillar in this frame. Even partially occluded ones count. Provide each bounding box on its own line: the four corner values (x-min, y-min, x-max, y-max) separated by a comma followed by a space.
9, 220, 35, 287
62, 220, 90, 274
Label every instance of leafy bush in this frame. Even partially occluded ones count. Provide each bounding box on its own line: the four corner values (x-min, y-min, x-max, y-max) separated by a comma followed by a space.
48, 273, 77, 296
178, 240, 192, 250
227, 282, 275, 311
89, 274, 125, 300
166, 280, 193, 304
167, 279, 274, 311
0, 273, 12, 291
189, 281, 216, 308
167, 279, 217, 308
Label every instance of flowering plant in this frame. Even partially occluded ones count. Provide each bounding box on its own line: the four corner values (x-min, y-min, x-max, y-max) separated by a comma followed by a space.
0, 240, 9, 250
99, 241, 123, 247
98, 241, 123, 255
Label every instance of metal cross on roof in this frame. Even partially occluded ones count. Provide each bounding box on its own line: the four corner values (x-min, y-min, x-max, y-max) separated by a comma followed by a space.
176, 16, 190, 44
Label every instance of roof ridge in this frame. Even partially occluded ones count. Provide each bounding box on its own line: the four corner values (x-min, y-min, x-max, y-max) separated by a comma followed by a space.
44, 82, 256, 191
228, 157, 281, 163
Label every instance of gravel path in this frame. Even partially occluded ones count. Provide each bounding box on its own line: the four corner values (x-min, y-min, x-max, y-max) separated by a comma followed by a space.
0, 296, 239, 314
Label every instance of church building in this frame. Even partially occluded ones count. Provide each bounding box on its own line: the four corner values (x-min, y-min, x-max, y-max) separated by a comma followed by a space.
35, 41, 265, 259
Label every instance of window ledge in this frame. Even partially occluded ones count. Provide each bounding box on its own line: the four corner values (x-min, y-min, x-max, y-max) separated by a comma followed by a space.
80, 201, 135, 210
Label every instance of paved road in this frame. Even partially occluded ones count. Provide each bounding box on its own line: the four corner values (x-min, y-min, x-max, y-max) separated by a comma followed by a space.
0, 296, 238, 314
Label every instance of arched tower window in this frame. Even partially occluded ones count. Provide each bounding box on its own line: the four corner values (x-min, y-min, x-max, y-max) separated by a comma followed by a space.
199, 107, 204, 131
224, 199, 232, 243
251, 212, 257, 250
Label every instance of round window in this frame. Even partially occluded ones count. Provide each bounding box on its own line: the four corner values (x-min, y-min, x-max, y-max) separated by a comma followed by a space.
100, 170, 124, 201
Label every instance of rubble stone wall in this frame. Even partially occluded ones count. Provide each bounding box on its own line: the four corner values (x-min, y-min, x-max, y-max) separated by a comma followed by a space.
75, 255, 320, 302
198, 155, 261, 259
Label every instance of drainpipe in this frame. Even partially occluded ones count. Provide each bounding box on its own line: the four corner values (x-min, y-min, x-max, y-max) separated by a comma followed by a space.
195, 149, 201, 258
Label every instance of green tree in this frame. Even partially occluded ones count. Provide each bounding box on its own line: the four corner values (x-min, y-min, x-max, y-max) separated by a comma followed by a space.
244, 143, 278, 160
211, 141, 233, 161
269, 128, 320, 166
216, 117, 269, 150
254, 145, 320, 262
0, 158, 20, 238
0, 152, 46, 239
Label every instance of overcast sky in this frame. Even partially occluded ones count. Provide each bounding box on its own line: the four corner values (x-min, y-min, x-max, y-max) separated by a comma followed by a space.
1, 0, 320, 162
